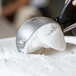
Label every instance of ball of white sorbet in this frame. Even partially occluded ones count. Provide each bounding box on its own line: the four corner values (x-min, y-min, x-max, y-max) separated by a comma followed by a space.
22, 23, 66, 54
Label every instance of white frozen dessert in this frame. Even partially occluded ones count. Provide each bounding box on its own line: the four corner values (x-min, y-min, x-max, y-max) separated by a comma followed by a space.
22, 23, 66, 54
0, 37, 76, 76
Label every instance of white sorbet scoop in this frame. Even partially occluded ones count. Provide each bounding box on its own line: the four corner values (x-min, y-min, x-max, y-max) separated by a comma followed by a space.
22, 23, 66, 53
16, 17, 66, 54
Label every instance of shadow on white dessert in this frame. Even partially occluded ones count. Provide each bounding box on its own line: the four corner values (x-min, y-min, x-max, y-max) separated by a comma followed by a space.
28, 43, 76, 56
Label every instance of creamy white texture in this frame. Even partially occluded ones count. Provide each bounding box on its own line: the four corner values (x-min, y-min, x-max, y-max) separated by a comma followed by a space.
0, 37, 76, 76
23, 23, 66, 53
0, 41, 76, 76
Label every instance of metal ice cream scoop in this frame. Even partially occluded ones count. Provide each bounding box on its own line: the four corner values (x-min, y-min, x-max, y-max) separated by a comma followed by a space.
16, 0, 76, 52
16, 17, 56, 52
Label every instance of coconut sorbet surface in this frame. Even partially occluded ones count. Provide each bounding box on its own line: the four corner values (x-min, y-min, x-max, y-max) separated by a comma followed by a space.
0, 38, 76, 76
0, 37, 76, 76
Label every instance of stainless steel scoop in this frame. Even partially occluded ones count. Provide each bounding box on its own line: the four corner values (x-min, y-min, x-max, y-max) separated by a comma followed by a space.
16, 17, 56, 52
16, 0, 76, 52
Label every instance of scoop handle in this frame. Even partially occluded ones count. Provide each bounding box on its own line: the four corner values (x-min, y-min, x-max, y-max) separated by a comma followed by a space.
56, 0, 74, 29
59, 0, 73, 20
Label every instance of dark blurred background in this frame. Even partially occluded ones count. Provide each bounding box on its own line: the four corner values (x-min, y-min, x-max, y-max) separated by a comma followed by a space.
2, 0, 65, 21
0, 0, 73, 38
